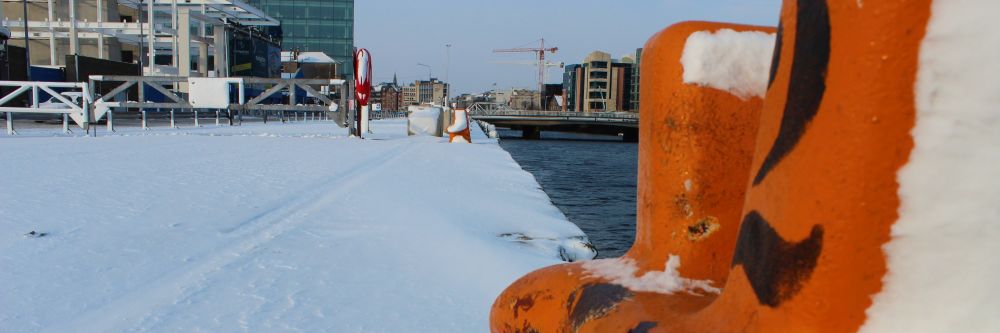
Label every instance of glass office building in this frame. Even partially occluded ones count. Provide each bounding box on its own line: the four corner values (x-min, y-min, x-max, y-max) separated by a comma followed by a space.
247, 0, 355, 79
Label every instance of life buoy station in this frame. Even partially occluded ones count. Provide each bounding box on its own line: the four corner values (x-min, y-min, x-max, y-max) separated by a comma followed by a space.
0, 0, 997, 332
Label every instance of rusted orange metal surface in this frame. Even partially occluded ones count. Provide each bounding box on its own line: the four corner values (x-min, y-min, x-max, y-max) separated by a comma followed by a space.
490, 0, 931, 331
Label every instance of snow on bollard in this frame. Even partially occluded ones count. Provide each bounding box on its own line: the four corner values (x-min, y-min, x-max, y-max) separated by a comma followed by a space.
446, 109, 471, 143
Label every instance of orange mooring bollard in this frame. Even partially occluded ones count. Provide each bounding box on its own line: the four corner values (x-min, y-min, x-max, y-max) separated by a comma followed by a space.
490, 0, 933, 331
490, 21, 774, 332
448, 109, 472, 143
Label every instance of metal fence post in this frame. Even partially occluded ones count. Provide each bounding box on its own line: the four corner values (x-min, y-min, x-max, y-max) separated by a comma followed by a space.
170, 109, 176, 128
142, 110, 148, 130
6, 112, 13, 135
195, 110, 200, 127
107, 110, 114, 132
216, 109, 220, 126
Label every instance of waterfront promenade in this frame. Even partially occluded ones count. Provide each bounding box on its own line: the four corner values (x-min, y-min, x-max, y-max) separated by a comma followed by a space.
0, 120, 592, 332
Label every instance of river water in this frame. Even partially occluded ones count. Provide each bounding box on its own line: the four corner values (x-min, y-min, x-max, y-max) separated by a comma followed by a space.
497, 129, 638, 258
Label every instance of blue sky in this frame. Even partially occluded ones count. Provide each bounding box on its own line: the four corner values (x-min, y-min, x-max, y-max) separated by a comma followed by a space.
356, 0, 780, 95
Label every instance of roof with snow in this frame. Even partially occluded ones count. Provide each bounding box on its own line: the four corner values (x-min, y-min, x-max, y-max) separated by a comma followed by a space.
280, 52, 339, 64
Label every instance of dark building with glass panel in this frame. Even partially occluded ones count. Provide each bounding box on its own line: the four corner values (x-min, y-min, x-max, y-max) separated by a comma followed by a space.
247, 0, 355, 79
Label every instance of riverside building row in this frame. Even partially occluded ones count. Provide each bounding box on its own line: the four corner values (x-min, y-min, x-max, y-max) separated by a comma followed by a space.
1, 0, 353, 81
371, 75, 450, 111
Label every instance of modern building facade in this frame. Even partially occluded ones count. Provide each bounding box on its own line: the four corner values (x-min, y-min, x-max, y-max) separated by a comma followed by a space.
2, 0, 277, 78
562, 50, 640, 112
247, 0, 354, 79
583, 51, 612, 112
629, 48, 642, 111
563, 64, 585, 111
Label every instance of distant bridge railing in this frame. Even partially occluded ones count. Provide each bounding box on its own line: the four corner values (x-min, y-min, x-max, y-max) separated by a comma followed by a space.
468, 108, 639, 128
469, 109, 638, 120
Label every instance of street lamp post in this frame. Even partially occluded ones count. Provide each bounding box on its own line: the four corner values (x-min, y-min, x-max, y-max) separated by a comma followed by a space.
417, 62, 432, 81
445, 43, 451, 107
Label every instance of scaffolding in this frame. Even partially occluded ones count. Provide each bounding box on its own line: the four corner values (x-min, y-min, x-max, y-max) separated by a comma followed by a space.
2, 0, 278, 76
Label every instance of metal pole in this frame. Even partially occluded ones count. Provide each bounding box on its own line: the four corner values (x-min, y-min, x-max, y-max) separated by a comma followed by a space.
107, 110, 114, 132
6, 112, 13, 135
47, 0, 55, 65
171, 0, 178, 68
137, 0, 144, 76
69, 0, 78, 55
97, 0, 104, 58
417, 63, 431, 81
63, 113, 69, 133
194, 110, 199, 127
147, 0, 155, 73
142, 110, 147, 129
170, 109, 175, 128
21, 0, 31, 80
445, 43, 451, 107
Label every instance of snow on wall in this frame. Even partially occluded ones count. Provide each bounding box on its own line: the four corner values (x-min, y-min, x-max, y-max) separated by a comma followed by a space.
582, 255, 720, 295
861, 1, 1000, 332
408, 106, 442, 136
680, 29, 776, 100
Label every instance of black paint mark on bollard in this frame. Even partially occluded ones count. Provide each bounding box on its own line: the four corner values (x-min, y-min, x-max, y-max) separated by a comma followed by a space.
753, 0, 831, 186
569, 283, 633, 330
629, 321, 658, 333
731, 211, 824, 307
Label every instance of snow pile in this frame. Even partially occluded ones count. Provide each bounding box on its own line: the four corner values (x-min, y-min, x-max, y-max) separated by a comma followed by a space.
407, 105, 442, 136
680, 28, 776, 100
0, 120, 591, 332
861, 1, 1000, 332
581, 255, 720, 295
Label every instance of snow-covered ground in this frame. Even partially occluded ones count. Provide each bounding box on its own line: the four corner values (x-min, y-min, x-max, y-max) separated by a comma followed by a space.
0, 119, 593, 332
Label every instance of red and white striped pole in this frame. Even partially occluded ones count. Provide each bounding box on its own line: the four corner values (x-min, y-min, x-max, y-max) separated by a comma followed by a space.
354, 48, 373, 138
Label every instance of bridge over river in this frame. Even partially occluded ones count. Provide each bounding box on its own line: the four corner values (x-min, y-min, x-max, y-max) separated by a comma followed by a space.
467, 103, 639, 142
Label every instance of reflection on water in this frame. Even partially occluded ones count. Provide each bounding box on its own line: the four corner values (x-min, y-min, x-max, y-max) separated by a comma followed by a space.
498, 129, 637, 258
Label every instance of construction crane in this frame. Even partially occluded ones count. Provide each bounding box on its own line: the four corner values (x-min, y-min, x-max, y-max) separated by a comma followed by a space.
493, 39, 559, 94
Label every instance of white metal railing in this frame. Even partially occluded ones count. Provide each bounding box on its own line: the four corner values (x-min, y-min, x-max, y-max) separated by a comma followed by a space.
2, 76, 350, 136
0, 81, 92, 135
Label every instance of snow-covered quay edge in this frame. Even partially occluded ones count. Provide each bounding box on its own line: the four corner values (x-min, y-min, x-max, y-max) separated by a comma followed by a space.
0, 119, 595, 332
